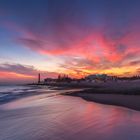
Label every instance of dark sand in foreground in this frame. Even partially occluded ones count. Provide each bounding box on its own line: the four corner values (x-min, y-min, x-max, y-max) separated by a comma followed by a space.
67, 92, 140, 111
62, 80, 140, 111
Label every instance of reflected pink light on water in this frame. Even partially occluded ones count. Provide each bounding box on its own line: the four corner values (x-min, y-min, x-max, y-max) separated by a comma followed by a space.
0, 95, 140, 140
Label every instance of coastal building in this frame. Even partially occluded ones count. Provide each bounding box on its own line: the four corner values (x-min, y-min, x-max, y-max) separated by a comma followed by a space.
85, 74, 117, 82
44, 75, 73, 84
57, 75, 72, 82
44, 78, 57, 84
85, 74, 107, 82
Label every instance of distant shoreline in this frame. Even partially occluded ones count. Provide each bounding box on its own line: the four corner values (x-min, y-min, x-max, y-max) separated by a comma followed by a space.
64, 91, 140, 111
60, 80, 140, 111
1, 80, 140, 111
32, 79, 140, 95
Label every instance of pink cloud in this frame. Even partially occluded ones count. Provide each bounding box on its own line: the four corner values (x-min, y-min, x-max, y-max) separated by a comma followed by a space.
0, 63, 60, 84
5, 21, 139, 77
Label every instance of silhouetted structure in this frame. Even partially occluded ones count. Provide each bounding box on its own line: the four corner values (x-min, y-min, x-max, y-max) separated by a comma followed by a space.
38, 73, 41, 84
57, 74, 72, 83
43, 74, 140, 85
118, 75, 140, 80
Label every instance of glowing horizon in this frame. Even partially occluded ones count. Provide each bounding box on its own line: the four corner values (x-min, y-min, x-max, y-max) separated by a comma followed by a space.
0, 0, 140, 84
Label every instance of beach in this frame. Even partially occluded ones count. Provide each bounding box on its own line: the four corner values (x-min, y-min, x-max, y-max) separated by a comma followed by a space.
0, 85, 140, 140
67, 92, 140, 111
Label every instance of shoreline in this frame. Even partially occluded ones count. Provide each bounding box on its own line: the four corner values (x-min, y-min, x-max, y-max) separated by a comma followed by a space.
31, 80, 140, 95
1, 82, 140, 111
52, 80, 140, 111
0, 85, 84, 105
64, 91, 140, 111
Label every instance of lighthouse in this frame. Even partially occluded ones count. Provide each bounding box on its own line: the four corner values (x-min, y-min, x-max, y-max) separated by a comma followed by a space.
38, 73, 41, 84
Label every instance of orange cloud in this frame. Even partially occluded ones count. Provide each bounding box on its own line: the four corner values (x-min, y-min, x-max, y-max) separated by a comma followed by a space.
0, 63, 62, 84
15, 23, 140, 78
0, 71, 34, 79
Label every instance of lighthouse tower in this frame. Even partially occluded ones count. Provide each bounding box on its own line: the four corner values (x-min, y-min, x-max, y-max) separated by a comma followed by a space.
38, 73, 41, 84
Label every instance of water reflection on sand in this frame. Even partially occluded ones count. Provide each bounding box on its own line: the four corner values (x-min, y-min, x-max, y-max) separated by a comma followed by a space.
0, 94, 140, 140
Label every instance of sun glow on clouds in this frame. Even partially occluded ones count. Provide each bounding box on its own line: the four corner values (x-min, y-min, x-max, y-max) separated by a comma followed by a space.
1, 23, 140, 80
0, 0, 140, 83
0, 63, 60, 83
18, 29, 140, 77
0, 71, 34, 79
0, 71, 35, 84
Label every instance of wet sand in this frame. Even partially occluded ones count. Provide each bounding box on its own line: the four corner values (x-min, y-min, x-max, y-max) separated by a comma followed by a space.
67, 92, 140, 111
0, 93, 140, 140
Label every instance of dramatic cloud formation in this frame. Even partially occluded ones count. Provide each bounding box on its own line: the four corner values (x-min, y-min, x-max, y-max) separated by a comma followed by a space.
0, 63, 59, 84
0, 0, 140, 83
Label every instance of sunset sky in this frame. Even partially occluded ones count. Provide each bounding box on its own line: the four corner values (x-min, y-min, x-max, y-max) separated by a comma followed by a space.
0, 0, 140, 84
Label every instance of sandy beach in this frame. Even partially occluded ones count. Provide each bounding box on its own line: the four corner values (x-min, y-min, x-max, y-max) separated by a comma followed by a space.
0, 85, 140, 140
61, 80, 140, 111
67, 92, 140, 111
0, 93, 140, 140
